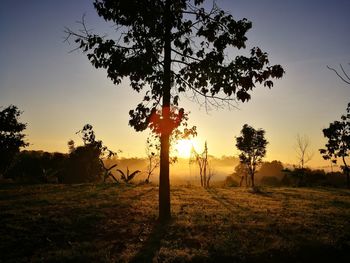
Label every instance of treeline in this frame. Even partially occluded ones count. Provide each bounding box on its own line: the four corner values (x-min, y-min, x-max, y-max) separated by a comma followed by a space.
4, 148, 108, 184
225, 160, 348, 188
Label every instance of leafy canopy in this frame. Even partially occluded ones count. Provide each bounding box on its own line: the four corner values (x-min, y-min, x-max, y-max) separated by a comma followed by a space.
0, 105, 28, 175
320, 103, 350, 171
236, 124, 268, 175
66, 0, 284, 133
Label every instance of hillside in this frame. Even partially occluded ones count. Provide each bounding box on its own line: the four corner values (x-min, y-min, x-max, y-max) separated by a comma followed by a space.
1, 183, 350, 262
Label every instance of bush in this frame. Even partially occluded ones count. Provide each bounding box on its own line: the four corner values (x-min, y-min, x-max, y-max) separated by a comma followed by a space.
5, 151, 67, 183
224, 175, 239, 187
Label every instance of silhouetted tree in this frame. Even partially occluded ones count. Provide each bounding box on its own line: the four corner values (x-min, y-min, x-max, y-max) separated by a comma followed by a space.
257, 160, 284, 186
65, 0, 284, 221
233, 162, 249, 187
236, 124, 268, 187
5, 150, 67, 183
257, 160, 284, 178
145, 130, 182, 183
296, 134, 313, 169
63, 124, 116, 183
0, 105, 28, 177
190, 141, 213, 187
145, 135, 160, 183
320, 103, 350, 188
67, 139, 75, 153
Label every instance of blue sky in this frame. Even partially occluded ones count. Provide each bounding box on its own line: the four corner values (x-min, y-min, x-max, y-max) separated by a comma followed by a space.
1, 0, 350, 168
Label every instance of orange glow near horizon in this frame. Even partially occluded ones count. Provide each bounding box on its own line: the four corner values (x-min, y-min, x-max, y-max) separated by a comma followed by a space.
174, 139, 199, 159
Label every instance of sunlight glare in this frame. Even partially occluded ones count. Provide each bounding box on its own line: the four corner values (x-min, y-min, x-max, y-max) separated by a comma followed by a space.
175, 139, 197, 158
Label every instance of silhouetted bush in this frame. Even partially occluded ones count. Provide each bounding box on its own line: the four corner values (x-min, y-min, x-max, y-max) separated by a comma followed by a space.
62, 145, 102, 184
260, 176, 282, 186
5, 150, 67, 183
224, 175, 240, 187
281, 168, 348, 188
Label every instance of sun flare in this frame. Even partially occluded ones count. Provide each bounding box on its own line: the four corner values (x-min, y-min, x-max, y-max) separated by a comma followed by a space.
175, 139, 197, 158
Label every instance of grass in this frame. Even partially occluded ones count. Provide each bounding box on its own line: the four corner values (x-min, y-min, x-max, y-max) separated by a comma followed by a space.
1, 183, 350, 262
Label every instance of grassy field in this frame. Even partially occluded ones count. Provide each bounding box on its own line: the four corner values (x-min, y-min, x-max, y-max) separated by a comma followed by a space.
1, 183, 350, 262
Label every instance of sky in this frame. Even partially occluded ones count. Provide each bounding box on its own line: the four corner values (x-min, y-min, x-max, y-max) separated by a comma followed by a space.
1, 0, 350, 169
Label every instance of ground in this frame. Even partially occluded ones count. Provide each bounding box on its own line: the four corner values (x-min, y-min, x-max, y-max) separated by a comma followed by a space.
1, 183, 350, 262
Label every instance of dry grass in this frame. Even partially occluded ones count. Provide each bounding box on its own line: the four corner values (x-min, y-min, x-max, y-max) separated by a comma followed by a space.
1, 183, 350, 262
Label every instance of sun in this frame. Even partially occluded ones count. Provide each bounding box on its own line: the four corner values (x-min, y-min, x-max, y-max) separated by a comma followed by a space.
175, 139, 196, 158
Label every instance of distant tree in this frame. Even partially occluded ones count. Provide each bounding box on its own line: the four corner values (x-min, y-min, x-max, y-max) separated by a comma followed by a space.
327, 64, 350, 85
67, 139, 75, 153
257, 160, 284, 186
257, 160, 284, 178
65, 0, 284, 221
232, 162, 249, 187
5, 150, 67, 183
190, 141, 212, 188
320, 103, 350, 188
0, 105, 29, 177
145, 135, 160, 183
236, 124, 268, 187
296, 134, 313, 169
145, 130, 181, 183
63, 124, 116, 183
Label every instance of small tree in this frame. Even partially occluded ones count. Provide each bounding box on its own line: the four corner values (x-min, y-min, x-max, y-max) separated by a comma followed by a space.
234, 162, 250, 187
145, 134, 160, 183
64, 124, 116, 183
320, 103, 350, 188
296, 134, 313, 169
190, 141, 211, 188
0, 105, 28, 177
235, 124, 268, 187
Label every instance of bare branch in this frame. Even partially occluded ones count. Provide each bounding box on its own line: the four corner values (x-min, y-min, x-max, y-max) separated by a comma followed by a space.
296, 134, 314, 169
327, 65, 350, 85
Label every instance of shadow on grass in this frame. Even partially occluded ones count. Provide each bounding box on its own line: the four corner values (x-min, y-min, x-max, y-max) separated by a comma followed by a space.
131, 187, 156, 201
130, 221, 168, 263
207, 188, 248, 213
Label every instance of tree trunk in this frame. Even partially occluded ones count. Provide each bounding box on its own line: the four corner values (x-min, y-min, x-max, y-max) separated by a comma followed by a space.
251, 173, 255, 187
239, 176, 244, 187
159, 133, 170, 221
159, 0, 171, 222
203, 142, 208, 188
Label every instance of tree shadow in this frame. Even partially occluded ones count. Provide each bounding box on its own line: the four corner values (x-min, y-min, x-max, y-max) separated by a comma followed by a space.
131, 187, 156, 201
130, 220, 169, 262
207, 188, 247, 213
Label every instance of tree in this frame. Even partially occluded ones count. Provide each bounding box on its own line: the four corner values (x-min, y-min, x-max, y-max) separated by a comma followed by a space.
63, 124, 116, 183
232, 162, 249, 187
65, 0, 284, 221
235, 124, 268, 187
190, 141, 212, 188
145, 135, 160, 183
320, 103, 350, 188
0, 105, 28, 177
296, 134, 313, 169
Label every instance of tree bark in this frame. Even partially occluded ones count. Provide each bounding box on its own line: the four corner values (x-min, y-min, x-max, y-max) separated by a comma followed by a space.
159, 133, 170, 221
159, 0, 171, 222
251, 173, 255, 187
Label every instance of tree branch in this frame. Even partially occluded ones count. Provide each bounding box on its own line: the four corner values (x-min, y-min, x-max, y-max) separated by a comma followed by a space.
327, 65, 350, 85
